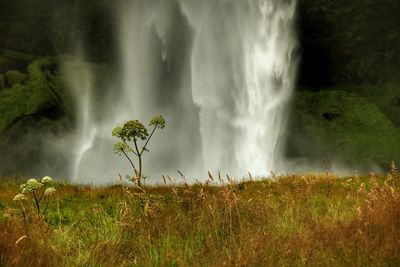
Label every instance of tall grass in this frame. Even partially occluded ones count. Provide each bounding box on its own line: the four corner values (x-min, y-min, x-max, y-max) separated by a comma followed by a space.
0, 171, 399, 266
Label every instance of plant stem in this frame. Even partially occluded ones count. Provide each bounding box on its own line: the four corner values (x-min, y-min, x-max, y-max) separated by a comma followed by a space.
133, 137, 142, 187
19, 201, 28, 235
122, 150, 138, 175
123, 140, 138, 156
141, 125, 157, 156
43, 197, 50, 215
32, 190, 41, 214
57, 197, 61, 230
138, 154, 142, 187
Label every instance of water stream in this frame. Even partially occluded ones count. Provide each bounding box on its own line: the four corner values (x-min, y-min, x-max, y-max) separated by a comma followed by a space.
67, 0, 299, 183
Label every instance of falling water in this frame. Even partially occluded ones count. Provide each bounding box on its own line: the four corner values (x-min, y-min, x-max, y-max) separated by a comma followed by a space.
67, 0, 299, 183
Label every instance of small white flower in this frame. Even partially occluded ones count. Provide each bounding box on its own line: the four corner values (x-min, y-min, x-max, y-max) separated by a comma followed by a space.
41, 176, 53, 184
44, 187, 56, 197
13, 194, 27, 201
24, 178, 43, 192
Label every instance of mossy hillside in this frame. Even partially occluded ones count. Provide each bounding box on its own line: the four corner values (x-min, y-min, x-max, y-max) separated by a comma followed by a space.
0, 58, 73, 177
0, 58, 65, 133
288, 89, 400, 169
4, 70, 28, 87
332, 83, 400, 127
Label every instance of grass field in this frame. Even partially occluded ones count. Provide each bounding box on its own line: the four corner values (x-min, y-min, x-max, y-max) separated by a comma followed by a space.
0, 168, 399, 266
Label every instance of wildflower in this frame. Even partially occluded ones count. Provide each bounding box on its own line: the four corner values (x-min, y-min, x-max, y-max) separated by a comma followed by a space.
22, 178, 43, 193
113, 142, 132, 155
41, 176, 53, 184
44, 187, 56, 197
13, 193, 27, 201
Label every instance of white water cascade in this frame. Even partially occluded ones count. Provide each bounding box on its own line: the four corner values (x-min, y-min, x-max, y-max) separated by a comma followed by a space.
67, 0, 299, 184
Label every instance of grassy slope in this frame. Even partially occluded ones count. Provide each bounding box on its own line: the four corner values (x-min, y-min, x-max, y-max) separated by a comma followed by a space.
0, 172, 399, 266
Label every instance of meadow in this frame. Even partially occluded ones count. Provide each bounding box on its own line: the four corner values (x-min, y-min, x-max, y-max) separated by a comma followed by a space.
0, 167, 399, 267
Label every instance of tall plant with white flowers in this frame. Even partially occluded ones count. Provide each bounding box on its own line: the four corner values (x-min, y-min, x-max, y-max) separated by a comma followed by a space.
112, 115, 166, 187
14, 176, 56, 216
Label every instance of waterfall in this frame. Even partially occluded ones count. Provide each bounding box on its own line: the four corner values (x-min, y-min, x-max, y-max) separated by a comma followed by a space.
181, 0, 298, 175
67, 0, 298, 183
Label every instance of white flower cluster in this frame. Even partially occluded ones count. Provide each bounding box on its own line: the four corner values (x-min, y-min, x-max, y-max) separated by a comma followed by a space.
44, 187, 56, 196
41, 176, 53, 184
20, 178, 43, 193
13, 193, 27, 201
14, 176, 56, 201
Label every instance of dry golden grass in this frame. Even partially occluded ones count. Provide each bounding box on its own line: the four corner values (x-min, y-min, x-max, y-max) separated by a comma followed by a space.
0, 170, 399, 266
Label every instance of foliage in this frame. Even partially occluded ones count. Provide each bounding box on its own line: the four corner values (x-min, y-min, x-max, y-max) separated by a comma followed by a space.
288, 89, 400, 170
330, 83, 400, 127
5, 70, 28, 87
112, 116, 166, 186
0, 170, 400, 266
0, 58, 65, 133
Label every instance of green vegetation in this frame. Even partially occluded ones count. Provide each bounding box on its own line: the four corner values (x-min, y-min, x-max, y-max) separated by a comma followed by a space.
112, 116, 166, 187
335, 83, 400, 127
0, 56, 72, 176
289, 88, 400, 170
0, 48, 41, 74
15, 176, 56, 216
4, 70, 28, 87
0, 58, 66, 133
0, 169, 399, 266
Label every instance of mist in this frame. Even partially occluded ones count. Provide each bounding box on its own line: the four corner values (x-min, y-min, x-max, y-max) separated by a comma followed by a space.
53, 0, 298, 184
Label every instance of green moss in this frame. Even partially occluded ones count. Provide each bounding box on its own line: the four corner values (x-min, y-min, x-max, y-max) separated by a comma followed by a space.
5, 70, 27, 87
329, 83, 400, 127
0, 58, 62, 132
289, 89, 400, 169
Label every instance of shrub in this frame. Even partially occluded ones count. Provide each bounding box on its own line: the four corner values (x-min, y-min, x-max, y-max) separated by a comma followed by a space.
112, 116, 166, 186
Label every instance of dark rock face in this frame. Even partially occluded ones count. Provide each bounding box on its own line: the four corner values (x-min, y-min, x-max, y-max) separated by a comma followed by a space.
0, 0, 118, 63
298, 0, 400, 86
